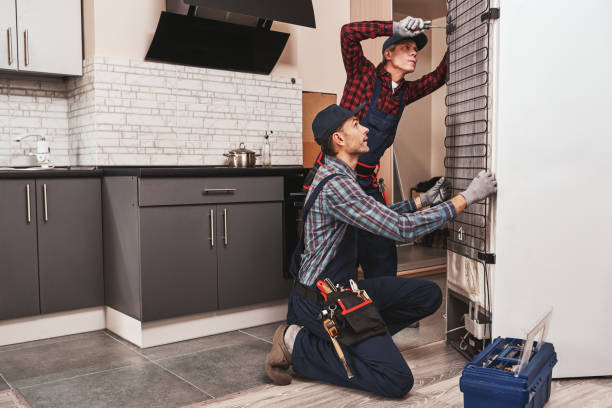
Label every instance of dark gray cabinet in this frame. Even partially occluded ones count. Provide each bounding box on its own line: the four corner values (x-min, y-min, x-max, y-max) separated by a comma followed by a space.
140, 205, 218, 321
0, 179, 40, 320
36, 179, 103, 314
217, 202, 285, 309
103, 176, 290, 322
0, 178, 103, 319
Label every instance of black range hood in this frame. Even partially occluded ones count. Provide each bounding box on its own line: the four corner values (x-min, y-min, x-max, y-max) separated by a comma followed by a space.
146, 0, 315, 75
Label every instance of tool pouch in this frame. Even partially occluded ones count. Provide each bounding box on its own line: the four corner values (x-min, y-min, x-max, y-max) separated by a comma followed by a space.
322, 290, 387, 347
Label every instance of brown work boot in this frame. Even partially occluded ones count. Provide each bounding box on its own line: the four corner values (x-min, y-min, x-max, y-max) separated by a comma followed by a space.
265, 323, 293, 385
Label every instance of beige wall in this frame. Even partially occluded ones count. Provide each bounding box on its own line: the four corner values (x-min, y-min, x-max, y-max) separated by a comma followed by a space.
82, 0, 165, 61
273, 0, 350, 99
82, 0, 350, 100
392, 5, 447, 196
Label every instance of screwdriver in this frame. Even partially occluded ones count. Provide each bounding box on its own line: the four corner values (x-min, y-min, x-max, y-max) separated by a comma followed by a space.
423, 21, 446, 29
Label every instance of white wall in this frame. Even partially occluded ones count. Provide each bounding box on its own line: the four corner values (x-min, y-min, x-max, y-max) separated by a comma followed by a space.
492, 0, 612, 377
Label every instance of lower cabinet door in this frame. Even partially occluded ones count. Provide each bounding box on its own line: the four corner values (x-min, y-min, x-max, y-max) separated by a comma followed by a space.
140, 205, 218, 321
37, 178, 103, 314
217, 202, 290, 309
0, 179, 40, 319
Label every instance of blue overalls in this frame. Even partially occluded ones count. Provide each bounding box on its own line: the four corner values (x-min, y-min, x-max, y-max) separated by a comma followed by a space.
356, 78, 407, 278
286, 174, 442, 398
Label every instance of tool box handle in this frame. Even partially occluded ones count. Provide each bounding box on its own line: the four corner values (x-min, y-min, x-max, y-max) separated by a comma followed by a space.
514, 308, 553, 377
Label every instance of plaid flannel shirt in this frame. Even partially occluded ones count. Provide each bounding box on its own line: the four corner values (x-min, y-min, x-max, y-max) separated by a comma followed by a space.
339, 20, 448, 118
298, 156, 457, 286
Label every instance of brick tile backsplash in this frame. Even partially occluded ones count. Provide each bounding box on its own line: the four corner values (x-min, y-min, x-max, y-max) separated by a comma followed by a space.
0, 58, 303, 167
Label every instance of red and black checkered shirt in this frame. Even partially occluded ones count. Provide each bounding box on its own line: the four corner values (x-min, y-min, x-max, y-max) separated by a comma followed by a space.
339, 20, 448, 119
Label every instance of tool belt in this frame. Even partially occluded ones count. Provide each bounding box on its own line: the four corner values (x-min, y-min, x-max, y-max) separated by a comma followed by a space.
316, 279, 387, 347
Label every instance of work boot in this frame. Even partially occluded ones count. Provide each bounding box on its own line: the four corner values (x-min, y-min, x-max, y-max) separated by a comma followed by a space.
265, 323, 293, 385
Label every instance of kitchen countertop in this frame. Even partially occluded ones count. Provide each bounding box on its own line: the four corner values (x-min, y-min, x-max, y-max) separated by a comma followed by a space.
0, 166, 307, 178
0, 166, 103, 178
102, 165, 308, 178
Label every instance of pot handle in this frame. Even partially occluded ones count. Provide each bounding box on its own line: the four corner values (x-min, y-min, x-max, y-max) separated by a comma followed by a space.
223, 153, 230, 157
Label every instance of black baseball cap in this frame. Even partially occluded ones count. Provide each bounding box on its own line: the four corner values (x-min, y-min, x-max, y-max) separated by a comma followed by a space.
312, 103, 366, 146
382, 32, 428, 53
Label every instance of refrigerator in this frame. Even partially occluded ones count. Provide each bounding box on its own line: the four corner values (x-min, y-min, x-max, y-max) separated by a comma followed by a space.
444, 0, 612, 377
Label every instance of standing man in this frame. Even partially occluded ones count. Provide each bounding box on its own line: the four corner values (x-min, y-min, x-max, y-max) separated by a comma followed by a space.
266, 104, 496, 397
304, 17, 448, 278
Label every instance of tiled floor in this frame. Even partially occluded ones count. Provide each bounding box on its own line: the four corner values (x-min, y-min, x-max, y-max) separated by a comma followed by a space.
0, 274, 447, 408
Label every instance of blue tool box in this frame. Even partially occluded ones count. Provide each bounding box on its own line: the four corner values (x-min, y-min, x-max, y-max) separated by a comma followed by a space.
460, 337, 557, 408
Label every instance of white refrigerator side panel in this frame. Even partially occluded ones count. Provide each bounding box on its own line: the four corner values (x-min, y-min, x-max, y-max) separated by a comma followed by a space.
493, 0, 612, 377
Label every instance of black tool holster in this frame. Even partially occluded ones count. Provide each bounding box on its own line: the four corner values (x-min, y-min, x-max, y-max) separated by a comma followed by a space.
318, 283, 387, 347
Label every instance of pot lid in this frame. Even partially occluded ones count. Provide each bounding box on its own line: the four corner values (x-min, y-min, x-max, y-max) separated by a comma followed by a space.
228, 142, 255, 154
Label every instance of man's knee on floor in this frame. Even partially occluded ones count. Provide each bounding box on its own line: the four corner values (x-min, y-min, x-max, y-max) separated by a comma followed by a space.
374, 367, 414, 398
422, 281, 443, 314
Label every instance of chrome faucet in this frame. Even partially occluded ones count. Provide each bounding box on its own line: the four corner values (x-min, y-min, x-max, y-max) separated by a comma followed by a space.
13, 134, 54, 168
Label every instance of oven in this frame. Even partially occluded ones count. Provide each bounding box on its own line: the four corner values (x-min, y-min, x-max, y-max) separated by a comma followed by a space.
283, 169, 308, 279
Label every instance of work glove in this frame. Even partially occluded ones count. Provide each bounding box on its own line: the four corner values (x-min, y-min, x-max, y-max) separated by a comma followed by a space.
460, 170, 497, 206
420, 177, 452, 207
393, 16, 426, 37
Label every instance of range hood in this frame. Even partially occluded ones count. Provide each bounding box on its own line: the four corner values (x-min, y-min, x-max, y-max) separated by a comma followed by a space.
146, 0, 316, 75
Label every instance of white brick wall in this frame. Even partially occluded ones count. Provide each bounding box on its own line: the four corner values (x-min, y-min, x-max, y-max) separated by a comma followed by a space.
0, 58, 303, 167
0, 75, 72, 167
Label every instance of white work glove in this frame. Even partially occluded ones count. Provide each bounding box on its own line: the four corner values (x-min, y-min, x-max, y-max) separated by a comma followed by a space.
420, 177, 452, 207
460, 170, 497, 206
393, 16, 426, 37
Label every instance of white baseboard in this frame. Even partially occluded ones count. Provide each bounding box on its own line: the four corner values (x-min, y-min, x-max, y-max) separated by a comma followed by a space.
0, 307, 105, 347
0, 301, 287, 349
138, 300, 288, 348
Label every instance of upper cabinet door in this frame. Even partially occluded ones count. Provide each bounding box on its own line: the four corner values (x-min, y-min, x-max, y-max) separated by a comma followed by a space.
16, 0, 82, 76
0, 0, 18, 71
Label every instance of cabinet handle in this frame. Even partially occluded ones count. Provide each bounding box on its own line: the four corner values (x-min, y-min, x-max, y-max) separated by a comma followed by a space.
209, 208, 214, 247
23, 29, 28, 66
223, 208, 228, 246
6, 27, 12, 66
26, 183, 31, 223
43, 183, 48, 222
204, 188, 237, 194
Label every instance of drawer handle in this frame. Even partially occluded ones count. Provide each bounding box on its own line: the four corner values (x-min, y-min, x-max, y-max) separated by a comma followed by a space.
204, 188, 237, 194
209, 209, 214, 248
223, 208, 228, 246
43, 183, 48, 222
26, 183, 31, 223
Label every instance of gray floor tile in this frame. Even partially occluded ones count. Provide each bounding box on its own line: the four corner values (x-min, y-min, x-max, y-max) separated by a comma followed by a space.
0, 332, 148, 389
19, 362, 208, 408
239, 321, 283, 343
124, 330, 258, 362
157, 338, 272, 398
0, 376, 9, 392
393, 273, 448, 352
0, 331, 105, 354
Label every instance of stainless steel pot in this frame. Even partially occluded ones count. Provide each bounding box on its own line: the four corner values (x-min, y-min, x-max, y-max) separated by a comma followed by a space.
223, 143, 260, 167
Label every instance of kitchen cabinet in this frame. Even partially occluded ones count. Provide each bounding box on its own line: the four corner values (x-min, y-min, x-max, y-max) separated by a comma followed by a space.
0, 178, 103, 320
104, 175, 290, 322
0, 179, 39, 320
0, 0, 82, 75
36, 178, 103, 314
